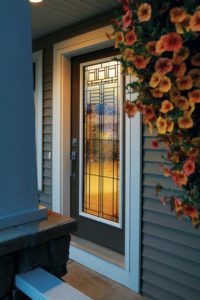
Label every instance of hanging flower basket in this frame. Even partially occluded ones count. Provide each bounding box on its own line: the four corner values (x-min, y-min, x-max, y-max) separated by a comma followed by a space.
109, 0, 200, 226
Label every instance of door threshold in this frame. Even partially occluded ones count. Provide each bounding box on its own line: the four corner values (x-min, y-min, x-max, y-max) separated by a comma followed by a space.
70, 235, 125, 268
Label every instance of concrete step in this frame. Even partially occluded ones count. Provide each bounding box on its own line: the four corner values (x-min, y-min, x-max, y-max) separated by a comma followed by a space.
15, 267, 92, 300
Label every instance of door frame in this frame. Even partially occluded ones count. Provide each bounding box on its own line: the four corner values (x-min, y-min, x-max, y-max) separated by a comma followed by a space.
32, 50, 43, 192
52, 25, 142, 292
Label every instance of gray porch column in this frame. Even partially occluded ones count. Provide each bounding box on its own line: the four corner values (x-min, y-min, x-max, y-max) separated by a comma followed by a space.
0, 0, 47, 229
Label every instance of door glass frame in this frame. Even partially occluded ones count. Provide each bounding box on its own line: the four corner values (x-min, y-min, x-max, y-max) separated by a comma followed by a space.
79, 57, 123, 229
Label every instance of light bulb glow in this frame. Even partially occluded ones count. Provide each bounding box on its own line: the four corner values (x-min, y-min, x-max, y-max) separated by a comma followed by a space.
30, 0, 43, 3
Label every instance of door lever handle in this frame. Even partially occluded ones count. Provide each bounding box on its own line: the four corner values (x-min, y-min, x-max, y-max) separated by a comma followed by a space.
70, 151, 77, 179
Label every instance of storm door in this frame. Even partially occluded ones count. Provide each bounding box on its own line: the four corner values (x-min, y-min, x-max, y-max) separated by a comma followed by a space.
71, 48, 124, 253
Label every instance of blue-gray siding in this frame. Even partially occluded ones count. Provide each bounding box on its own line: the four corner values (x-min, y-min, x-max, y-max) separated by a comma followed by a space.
38, 48, 53, 209
142, 128, 200, 300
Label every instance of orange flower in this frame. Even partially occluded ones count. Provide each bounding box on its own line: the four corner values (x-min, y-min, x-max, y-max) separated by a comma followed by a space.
159, 76, 172, 93
147, 122, 153, 134
168, 153, 180, 163
183, 205, 199, 219
122, 48, 134, 60
174, 197, 183, 217
189, 11, 200, 32
122, 9, 132, 30
124, 66, 137, 76
143, 105, 155, 121
155, 58, 173, 75
156, 32, 183, 53
173, 47, 190, 64
151, 88, 163, 98
183, 159, 196, 176
170, 86, 181, 103
178, 116, 194, 129
166, 118, 174, 132
184, 103, 195, 118
149, 72, 160, 88
146, 41, 158, 56
133, 55, 150, 69
162, 32, 183, 52
176, 75, 193, 90
156, 116, 167, 134
176, 96, 190, 110
188, 89, 200, 103
172, 62, 187, 77
188, 69, 200, 88
170, 7, 186, 24
151, 139, 159, 148
135, 101, 144, 112
160, 100, 174, 113
175, 14, 191, 34
124, 101, 137, 117
191, 53, 200, 67
125, 31, 138, 46
155, 39, 166, 55
137, 3, 152, 22
171, 170, 188, 186
115, 32, 124, 48
163, 166, 170, 177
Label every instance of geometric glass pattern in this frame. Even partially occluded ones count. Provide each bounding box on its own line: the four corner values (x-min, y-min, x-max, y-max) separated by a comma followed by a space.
83, 60, 121, 223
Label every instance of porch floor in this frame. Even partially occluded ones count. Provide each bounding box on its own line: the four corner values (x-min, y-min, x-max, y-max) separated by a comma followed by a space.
63, 261, 146, 300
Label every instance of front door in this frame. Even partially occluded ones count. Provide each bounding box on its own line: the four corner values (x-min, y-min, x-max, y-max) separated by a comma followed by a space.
71, 48, 124, 254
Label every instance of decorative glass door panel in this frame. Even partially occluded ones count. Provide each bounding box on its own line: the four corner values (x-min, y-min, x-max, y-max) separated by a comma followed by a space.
71, 48, 124, 253
79, 59, 122, 227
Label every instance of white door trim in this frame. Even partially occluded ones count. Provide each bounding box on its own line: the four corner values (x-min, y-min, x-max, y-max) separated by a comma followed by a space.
33, 50, 43, 191
52, 25, 142, 292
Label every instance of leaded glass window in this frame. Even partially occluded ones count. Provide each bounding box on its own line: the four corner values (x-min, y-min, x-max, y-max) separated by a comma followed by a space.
80, 59, 122, 225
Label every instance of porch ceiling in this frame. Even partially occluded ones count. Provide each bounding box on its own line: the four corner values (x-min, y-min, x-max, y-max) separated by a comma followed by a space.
31, 0, 118, 39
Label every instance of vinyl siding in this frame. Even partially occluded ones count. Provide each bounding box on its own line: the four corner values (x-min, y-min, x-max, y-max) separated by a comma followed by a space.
142, 128, 200, 300
38, 48, 53, 209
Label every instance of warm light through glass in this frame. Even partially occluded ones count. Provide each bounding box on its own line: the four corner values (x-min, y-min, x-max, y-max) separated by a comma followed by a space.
83, 60, 121, 223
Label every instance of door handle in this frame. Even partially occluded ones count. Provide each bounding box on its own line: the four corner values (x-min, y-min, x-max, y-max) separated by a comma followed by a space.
70, 151, 77, 179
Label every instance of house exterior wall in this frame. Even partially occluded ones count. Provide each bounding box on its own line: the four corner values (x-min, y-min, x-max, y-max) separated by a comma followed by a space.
142, 128, 200, 300
38, 47, 53, 209
33, 16, 200, 299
